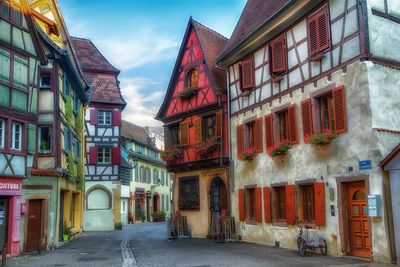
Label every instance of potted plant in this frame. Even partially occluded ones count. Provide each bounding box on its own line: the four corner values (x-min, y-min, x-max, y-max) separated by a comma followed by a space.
306, 129, 337, 147
63, 227, 72, 241
270, 143, 292, 158
243, 147, 257, 161
161, 148, 183, 163
192, 138, 220, 157
179, 87, 199, 99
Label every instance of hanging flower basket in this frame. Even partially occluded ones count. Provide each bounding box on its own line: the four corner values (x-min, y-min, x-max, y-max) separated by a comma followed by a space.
161, 148, 183, 162
243, 147, 257, 161
270, 143, 292, 158
306, 129, 337, 147
179, 87, 199, 99
192, 139, 220, 157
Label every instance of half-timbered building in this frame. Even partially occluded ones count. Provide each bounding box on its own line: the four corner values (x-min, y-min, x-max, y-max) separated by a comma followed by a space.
217, 0, 400, 262
156, 18, 229, 237
0, 0, 46, 256
20, 0, 89, 252
71, 37, 126, 231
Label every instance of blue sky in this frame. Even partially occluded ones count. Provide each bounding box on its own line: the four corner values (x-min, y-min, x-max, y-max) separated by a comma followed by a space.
59, 0, 246, 126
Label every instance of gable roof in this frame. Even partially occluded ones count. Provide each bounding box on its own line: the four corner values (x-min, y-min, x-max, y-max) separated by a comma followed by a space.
218, 0, 290, 62
155, 17, 228, 120
70, 37, 126, 106
379, 143, 400, 169
121, 120, 158, 151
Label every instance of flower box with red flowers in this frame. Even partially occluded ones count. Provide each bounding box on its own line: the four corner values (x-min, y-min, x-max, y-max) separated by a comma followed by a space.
243, 147, 257, 161
270, 143, 292, 158
161, 148, 183, 163
192, 138, 220, 157
306, 129, 337, 147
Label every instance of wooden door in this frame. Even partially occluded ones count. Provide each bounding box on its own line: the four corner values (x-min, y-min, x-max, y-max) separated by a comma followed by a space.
26, 200, 42, 252
347, 181, 371, 258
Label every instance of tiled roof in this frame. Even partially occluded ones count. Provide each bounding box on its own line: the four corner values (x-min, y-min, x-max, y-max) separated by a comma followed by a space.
71, 37, 126, 106
70, 37, 119, 73
121, 120, 158, 151
193, 20, 228, 94
219, 0, 290, 60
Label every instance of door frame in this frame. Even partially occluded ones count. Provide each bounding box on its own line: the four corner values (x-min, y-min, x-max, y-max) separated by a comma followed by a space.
336, 175, 372, 259
24, 195, 49, 252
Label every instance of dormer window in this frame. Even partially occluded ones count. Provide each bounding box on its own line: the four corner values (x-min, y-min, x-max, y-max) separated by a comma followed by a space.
187, 69, 198, 89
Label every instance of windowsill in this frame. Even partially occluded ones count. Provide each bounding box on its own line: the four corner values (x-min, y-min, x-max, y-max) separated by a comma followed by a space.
272, 221, 288, 227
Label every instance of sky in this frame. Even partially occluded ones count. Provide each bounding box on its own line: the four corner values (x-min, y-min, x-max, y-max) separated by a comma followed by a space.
58, 0, 246, 127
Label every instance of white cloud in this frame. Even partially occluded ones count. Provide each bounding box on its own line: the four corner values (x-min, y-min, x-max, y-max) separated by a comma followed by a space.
96, 27, 179, 71
120, 77, 164, 127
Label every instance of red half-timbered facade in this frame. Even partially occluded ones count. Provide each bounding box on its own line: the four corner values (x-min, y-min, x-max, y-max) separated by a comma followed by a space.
156, 18, 229, 238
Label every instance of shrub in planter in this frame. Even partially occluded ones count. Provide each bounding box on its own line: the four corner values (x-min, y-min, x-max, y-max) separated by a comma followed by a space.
270, 143, 292, 158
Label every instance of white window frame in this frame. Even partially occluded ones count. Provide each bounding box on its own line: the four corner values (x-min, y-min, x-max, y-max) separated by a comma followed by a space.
98, 110, 112, 126
0, 119, 4, 149
97, 147, 111, 164
11, 122, 22, 151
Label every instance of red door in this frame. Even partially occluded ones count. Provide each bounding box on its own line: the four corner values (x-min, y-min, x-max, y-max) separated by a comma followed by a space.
26, 200, 42, 252
347, 181, 371, 258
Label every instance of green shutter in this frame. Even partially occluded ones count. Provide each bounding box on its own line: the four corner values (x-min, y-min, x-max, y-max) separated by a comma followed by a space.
27, 124, 36, 154
0, 20, 11, 44
11, 89, 26, 111
0, 48, 10, 82
13, 56, 28, 87
12, 28, 24, 50
29, 87, 37, 113
0, 85, 9, 106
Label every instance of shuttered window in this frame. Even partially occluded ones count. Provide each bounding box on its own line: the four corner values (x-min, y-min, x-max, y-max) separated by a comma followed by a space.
89, 146, 97, 165
98, 147, 111, 164
307, 7, 331, 56
180, 121, 189, 146
90, 109, 98, 125
270, 35, 287, 74
27, 123, 36, 154
215, 111, 222, 139
287, 105, 298, 144
332, 86, 347, 134
13, 56, 28, 88
112, 146, 121, 165
265, 114, 274, 151
263, 187, 271, 223
301, 99, 313, 143
0, 119, 4, 149
112, 110, 121, 126
238, 188, 245, 222
254, 118, 263, 153
241, 58, 254, 90
236, 124, 244, 159
285, 184, 295, 225
255, 187, 262, 223
194, 118, 202, 144
314, 182, 325, 226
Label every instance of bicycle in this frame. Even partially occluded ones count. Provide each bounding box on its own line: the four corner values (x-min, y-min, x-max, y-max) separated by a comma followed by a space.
297, 225, 327, 257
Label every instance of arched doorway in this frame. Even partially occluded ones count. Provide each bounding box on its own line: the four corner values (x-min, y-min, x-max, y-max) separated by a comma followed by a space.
153, 194, 160, 213
210, 177, 228, 217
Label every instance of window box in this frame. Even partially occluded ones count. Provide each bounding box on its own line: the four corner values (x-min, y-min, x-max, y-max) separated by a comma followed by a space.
191, 138, 220, 157
269, 143, 291, 158
306, 129, 337, 147
161, 148, 183, 163
243, 147, 257, 161
179, 87, 199, 99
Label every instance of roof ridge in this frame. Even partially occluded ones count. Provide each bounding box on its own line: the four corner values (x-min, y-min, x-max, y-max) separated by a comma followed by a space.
122, 119, 146, 130
192, 19, 229, 40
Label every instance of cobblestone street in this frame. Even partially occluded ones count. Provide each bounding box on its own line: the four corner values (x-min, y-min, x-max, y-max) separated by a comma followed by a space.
8, 222, 393, 267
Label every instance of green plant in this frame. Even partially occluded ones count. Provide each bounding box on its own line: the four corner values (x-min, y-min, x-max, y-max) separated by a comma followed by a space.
179, 87, 199, 99
66, 151, 77, 183
75, 111, 83, 137
40, 139, 49, 151
65, 96, 74, 127
243, 147, 257, 161
270, 143, 292, 158
76, 162, 85, 189
161, 148, 183, 162
306, 129, 337, 146
192, 138, 220, 156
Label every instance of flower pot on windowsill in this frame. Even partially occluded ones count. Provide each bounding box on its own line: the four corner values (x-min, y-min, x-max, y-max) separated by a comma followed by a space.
309, 52, 324, 62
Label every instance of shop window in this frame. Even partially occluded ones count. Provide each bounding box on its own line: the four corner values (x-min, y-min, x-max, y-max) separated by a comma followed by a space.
179, 176, 199, 211
98, 110, 112, 126
40, 73, 51, 90
274, 186, 286, 222
0, 119, 4, 149
11, 121, 22, 151
187, 69, 198, 89
38, 126, 51, 153
97, 147, 111, 164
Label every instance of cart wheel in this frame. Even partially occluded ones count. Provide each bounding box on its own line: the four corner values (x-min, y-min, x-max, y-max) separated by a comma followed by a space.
319, 239, 328, 255
299, 240, 307, 257
297, 237, 302, 249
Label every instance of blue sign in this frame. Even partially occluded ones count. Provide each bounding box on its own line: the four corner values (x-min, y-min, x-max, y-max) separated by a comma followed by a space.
359, 160, 372, 170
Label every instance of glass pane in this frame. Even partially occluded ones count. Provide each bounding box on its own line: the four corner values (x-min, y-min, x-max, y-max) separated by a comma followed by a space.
353, 206, 359, 215
353, 190, 365, 200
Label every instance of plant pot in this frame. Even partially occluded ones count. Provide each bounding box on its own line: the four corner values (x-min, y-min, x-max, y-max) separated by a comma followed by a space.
63, 234, 70, 241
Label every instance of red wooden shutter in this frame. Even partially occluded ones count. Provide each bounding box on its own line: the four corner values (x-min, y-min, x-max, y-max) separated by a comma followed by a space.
255, 187, 262, 223
215, 111, 222, 139
89, 146, 97, 165
271, 36, 287, 74
180, 121, 189, 146
265, 114, 274, 151
241, 58, 254, 90
332, 86, 347, 134
238, 188, 245, 222
90, 110, 98, 125
308, 8, 331, 55
112, 110, 121, 126
301, 99, 313, 143
263, 187, 271, 223
287, 104, 298, 145
314, 182, 325, 226
112, 146, 121, 165
194, 118, 202, 144
285, 185, 295, 225
308, 16, 318, 55
254, 118, 263, 153
236, 124, 244, 159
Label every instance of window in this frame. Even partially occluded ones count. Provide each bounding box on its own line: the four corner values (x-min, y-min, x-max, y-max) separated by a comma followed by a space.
166, 173, 169, 186
270, 35, 287, 75
277, 110, 289, 143
12, 5, 22, 26
97, 147, 111, 164
146, 167, 151, 184
203, 115, 216, 140
300, 184, 315, 223
170, 125, 180, 146
136, 144, 144, 154
38, 126, 51, 153
40, 73, 51, 89
98, 111, 112, 126
297, 183, 325, 226
274, 186, 286, 221
307, 7, 331, 57
1, 1, 22, 26
187, 69, 198, 89
180, 121, 189, 146
236, 118, 263, 159
0, 119, 4, 149
139, 166, 144, 182
319, 94, 335, 132
245, 188, 256, 221
1, 1, 10, 20
179, 176, 199, 210
161, 171, 165, 185
11, 122, 22, 151
246, 121, 255, 149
